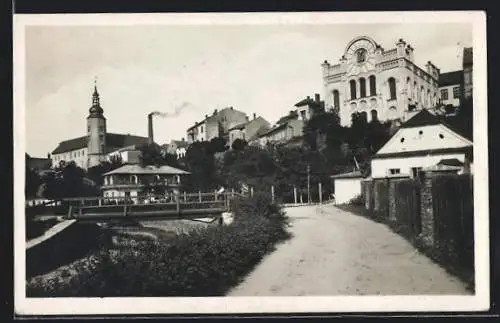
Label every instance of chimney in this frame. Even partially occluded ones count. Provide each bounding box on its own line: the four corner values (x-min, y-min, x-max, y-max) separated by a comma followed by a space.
213, 109, 218, 116
181, 137, 185, 142
314, 93, 320, 103
148, 113, 154, 145
253, 113, 256, 120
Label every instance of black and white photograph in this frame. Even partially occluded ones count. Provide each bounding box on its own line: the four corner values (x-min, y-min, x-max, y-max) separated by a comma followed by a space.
14, 11, 489, 315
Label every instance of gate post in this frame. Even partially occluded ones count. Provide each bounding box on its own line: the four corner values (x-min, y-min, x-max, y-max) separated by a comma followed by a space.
293, 186, 298, 204
419, 171, 435, 248
271, 185, 275, 203
319, 182, 322, 204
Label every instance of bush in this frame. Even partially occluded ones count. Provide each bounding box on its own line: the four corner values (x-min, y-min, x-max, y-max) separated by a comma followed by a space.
26, 194, 291, 297
347, 194, 364, 206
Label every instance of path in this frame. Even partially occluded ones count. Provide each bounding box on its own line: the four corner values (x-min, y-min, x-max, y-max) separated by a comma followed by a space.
228, 205, 469, 296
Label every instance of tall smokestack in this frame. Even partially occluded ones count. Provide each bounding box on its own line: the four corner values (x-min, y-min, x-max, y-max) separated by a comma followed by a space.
148, 113, 154, 145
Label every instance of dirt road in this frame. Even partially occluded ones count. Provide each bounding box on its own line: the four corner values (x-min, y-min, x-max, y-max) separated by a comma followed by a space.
228, 205, 469, 296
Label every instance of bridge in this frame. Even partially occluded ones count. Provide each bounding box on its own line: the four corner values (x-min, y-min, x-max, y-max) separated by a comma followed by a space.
25, 191, 244, 223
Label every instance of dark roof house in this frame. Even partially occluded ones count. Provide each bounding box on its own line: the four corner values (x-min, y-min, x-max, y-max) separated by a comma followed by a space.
26, 153, 52, 171
438, 70, 463, 87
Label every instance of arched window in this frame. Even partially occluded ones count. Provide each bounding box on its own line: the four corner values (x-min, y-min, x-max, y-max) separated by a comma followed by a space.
388, 77, 397, 100
427, 89, 431, 107
333, 90, 340, 109
359, 78, 367, 98
406, 77, 411, 98
413, 81, 417, 100
388, 106, 398, 119
350, 80, 357, 100
369, 75, 376, 96
371, 109, 378, 122
420, 86, 425, 104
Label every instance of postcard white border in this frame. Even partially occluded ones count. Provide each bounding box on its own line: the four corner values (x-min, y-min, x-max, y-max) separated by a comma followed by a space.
14, 11, 489, 315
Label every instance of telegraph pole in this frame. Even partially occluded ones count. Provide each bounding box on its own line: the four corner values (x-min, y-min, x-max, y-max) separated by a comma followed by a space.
307, 164, 311, 204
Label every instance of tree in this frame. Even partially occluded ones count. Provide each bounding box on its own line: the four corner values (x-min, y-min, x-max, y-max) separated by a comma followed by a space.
138, 143, 165, 167
87, 154, 124, 186
208, 137, 227, 154
182, 141, 220, 192
303, 110, 342, 151
231, 138, 248, 151
25, 163, 41, 198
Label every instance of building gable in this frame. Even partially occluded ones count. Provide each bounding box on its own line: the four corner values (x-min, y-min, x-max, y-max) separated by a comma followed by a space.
376, 123, 472, 156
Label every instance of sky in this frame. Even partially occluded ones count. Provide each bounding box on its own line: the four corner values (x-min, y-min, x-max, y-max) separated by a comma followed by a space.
23, 22, 472, 157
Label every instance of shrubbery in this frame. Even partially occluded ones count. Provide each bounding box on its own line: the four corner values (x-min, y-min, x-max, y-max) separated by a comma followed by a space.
26, 194, 291, 297
347, 194, 364, 206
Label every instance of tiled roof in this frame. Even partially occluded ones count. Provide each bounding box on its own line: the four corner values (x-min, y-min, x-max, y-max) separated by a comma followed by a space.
401, 109, 472, 141
400, 109, 441, 128
294, 97, 315, 107
277, 111, 298, 125
438, 70, 462, 87
260, 123, 288, 137
463, 47, 473, 65
103, 164, 190, 176
228, 122, 248, 131
437, 158, 464, 167
51, 133, 149, 154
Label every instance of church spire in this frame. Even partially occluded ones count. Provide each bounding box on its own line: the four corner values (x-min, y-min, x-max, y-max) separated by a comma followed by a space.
89, 77, 104, 116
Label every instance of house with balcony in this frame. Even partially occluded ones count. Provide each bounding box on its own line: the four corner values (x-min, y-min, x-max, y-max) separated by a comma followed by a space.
101, 164, 190, 201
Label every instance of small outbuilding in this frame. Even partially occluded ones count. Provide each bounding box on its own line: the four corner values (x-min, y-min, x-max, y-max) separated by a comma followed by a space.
330, 170, 364, 205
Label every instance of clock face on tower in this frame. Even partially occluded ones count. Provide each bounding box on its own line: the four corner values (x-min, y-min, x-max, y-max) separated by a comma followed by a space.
345, 38, 377, 75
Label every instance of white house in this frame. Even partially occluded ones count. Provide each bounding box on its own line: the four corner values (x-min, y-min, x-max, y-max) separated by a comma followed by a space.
370, 109, 473, 179
330, 170, 363, 205
101, 164, 190, 201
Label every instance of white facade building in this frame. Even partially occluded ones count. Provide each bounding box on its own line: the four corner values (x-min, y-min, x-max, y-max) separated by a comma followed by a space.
330, 170, 363, 205
438, 70, 462, 108
370, 109, 473, 179
322, 36, 440, 127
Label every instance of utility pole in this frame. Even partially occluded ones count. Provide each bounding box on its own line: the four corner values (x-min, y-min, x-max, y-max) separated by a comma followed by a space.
307, 164, 311, 204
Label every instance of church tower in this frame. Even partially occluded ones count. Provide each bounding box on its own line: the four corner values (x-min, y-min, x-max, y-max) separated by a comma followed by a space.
87, 80, 107, 168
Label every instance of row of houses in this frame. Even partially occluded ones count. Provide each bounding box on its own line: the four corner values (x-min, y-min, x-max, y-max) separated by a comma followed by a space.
182, 93, 324, 150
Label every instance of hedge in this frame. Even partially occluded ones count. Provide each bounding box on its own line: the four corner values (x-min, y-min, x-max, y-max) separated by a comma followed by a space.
26, 192, 291, 297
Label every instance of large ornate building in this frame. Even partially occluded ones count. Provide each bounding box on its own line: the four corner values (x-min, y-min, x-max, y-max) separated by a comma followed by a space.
322, 36, 441, 127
